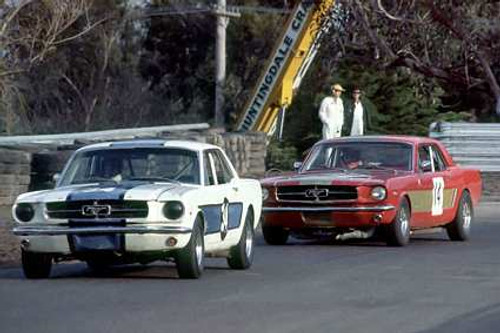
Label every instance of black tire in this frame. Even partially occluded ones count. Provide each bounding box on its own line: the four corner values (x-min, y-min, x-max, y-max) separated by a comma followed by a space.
85, 259, 112, 273
227, 209, 254, 269
262, 225, 289, 245
386, 198, 411, 247
176, 217, 204, 279
446, 191, 473, 241
21, 249, 52, 279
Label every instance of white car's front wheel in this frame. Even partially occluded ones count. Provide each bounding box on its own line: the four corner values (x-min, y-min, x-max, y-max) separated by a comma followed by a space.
176, 217, 204, 279
227, 209, 254, 270
22, 249, 52, 279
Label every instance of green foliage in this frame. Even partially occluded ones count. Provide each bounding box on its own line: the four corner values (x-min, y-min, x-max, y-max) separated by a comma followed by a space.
139, 2, 215, 125
283, 57, 469, 154
265, 139, 298, 172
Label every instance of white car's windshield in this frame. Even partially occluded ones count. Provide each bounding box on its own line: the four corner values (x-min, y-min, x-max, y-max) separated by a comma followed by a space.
59, 148, 200, 186
304, 142, 413, 172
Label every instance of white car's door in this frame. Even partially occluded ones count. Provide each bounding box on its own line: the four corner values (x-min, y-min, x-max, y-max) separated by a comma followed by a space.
200, 150, 241, 251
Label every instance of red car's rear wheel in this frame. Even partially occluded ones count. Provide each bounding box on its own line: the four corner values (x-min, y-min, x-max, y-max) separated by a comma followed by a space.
446, 191, 473, 241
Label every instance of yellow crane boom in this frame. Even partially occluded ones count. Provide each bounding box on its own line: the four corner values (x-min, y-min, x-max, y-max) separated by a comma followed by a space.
236, 0, 336, 134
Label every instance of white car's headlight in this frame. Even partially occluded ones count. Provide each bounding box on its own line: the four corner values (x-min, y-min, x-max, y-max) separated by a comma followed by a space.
14, 203, 35, 222
163, 201, 184, 220
371, 186, 387, 201
262, 188, 269, 201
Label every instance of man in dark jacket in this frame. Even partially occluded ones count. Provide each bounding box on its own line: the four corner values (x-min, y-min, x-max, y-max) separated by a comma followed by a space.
344, 88, 371, 136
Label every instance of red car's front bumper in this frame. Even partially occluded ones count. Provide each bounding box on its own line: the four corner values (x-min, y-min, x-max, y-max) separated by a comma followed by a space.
263, 204, 397, 229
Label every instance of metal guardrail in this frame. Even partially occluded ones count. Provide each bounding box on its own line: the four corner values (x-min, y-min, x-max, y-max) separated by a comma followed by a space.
0, 123, 210, 146
429, 122, 500, 172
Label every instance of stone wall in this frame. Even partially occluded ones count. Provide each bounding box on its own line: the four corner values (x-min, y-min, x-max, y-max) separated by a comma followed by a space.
145, 129, 267, 178
0, 148, 32, 205
208, 132, 267, 178
0, 131, 268, 205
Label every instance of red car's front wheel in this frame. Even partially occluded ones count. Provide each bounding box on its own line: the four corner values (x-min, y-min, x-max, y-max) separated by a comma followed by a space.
386, 198, 411, 247
262, 225, 289, 245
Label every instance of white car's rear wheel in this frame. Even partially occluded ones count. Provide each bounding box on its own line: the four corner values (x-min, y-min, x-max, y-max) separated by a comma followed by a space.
227, 209, 254, 270
22, 249, 52, 279
176, 217, 204, 279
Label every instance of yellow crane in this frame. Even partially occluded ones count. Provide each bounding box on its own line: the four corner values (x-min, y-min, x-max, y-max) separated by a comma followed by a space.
236, 0, 336, 135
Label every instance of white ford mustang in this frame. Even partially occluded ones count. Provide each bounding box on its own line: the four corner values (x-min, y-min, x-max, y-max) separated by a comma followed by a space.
12, 140, 262, 279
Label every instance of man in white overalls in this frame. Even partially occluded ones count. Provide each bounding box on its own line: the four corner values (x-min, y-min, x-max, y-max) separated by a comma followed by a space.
318, 83, 345, 140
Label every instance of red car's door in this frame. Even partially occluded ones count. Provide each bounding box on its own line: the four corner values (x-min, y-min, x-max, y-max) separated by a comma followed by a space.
431, 144, 460, 224
414, 144, 457, 227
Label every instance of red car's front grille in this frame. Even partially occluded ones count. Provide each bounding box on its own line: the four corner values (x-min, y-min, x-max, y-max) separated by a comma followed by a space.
276, 185, 357, 202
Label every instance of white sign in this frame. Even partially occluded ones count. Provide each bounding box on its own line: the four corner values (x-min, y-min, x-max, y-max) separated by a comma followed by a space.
432, 177, 444, 216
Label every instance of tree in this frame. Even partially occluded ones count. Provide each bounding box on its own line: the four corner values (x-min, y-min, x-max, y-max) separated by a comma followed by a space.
0, 0, 163, 134
0, 0, 113, 133
335, 0, 500, 119
226, 0, 288, 128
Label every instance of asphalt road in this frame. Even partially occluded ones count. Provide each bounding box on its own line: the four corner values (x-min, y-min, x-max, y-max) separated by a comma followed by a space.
0, 205, 499, 333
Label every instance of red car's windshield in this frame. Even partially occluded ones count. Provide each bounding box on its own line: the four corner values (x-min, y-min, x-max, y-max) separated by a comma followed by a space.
304, 142, 413, 172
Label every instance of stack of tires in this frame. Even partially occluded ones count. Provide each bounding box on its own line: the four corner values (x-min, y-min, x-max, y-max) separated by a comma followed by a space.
247, 132, 267, 178
0, 148, 32, 206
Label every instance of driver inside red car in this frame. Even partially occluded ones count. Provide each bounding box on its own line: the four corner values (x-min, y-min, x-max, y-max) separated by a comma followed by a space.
340, 148, 363, 170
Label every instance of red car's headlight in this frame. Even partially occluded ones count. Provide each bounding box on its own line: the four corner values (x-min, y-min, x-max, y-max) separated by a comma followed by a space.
262, 188, 269, 201
371, 186, 387, 201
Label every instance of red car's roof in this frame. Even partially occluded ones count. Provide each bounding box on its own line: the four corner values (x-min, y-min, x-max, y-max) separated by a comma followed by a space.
314, 135, 454, 167
317, 135, 437, 146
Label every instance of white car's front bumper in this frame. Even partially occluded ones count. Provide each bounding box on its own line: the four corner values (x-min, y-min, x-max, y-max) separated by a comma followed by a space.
13, 224, 192, 254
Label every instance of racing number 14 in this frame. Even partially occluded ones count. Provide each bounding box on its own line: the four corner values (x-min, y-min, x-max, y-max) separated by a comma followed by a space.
432, 177, 444, 216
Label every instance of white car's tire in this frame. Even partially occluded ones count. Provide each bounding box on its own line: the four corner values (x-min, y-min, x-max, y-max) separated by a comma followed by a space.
86, 258, 113, 273
176, 217, 204, 279
227, 209, 254, 270
22, 249, 52, 279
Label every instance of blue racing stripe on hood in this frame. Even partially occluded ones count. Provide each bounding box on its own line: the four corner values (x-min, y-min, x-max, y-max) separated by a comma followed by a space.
66, 183, 139, 201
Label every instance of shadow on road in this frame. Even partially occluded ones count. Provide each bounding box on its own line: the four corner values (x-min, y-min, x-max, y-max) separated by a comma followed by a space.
417, 303, 500, 333
0, 259, 239, 280
271, 230, 451, 248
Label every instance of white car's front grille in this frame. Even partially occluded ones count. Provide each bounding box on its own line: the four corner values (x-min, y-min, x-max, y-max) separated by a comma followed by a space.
45, 200, 149, 219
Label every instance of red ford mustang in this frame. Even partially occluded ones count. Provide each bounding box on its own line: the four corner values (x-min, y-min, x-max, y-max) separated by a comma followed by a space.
260, 136, 482, 246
